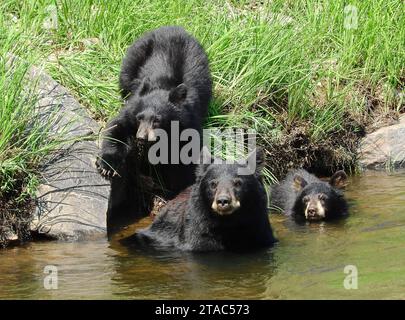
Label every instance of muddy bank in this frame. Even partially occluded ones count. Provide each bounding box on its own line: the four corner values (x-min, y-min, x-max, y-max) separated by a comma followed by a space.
0, 189, 33, 247
258, 77, 404, 179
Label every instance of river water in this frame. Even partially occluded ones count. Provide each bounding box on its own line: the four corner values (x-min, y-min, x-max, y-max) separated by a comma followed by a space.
1, 170, 405, 299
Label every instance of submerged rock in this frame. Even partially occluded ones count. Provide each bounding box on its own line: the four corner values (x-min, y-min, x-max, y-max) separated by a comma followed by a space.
359, 115, 405, 169
15, 58, 109, 240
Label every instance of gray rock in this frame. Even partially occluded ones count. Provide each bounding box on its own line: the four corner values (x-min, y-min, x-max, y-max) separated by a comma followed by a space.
4, 229, 18, 242
14, 59, 110, 240
358, 115, 405, 169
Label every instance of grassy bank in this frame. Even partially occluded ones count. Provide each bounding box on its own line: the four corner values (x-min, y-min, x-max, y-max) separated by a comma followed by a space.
0, 1, 404, 243
0, 32, 57, 245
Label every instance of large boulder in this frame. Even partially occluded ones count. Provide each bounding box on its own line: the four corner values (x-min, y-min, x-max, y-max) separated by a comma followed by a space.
358, 115, 405, 169
16, 59, 109, 240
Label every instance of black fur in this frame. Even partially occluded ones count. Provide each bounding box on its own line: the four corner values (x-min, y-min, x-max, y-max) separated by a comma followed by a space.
96, 26, 212, 235
271, 169, 348, 221
125, 150, 276, 252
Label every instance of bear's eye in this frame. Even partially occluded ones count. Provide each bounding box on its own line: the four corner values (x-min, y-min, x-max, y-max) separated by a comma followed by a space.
303, 195, 310, 203
318, 194, 327, 201
233, 179, 242, 187
153, 120, 160, 127
136, 114, 144, 121
209, 180, 217, 190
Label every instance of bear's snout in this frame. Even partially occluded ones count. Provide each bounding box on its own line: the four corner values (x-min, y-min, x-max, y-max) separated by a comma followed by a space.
136, 122, 157, 141
216, 195, 231, 208
304, 198, 325, 221
211, 188, 240, 215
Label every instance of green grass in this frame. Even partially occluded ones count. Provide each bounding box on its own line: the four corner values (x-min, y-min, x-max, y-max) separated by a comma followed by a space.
3, 0, 402, 173
0, 34, 58, 244
0, 0, 404, 242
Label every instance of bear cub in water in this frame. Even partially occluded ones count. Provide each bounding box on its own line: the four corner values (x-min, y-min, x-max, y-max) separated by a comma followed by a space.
125, 148, 277, 252
271, 169, 348, 221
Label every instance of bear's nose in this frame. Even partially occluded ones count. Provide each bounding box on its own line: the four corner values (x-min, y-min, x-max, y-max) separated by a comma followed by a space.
136, 124, 150, 141
136, 132, 147, 140
216, 196, 230, 207
307, 208, 317, 216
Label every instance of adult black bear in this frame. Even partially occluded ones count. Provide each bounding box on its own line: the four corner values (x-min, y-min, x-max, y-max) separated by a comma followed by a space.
96, 26, 212, 235
124, 148, 277, 252
271, 169, 348, 221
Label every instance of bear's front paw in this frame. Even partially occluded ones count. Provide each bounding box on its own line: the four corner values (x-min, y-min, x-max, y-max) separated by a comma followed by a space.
96, 152, 123, 179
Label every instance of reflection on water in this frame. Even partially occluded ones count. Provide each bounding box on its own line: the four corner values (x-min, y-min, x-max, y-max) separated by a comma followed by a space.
1, 171, 405, 299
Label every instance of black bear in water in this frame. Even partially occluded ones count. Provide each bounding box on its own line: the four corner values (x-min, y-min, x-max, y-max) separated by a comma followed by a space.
96, 26, 212, 234
124, 148, 277, 252
271, 169, 348, 221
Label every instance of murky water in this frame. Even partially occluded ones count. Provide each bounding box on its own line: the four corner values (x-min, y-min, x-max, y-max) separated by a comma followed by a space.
1, 171, 405, 299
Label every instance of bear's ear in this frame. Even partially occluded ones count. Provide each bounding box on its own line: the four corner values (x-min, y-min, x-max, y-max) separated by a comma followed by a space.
293, 174, 307, 192
195, 146, 212, 177
131, 78, 150, 96
169, 83, 188, 105
245, 147, 266, 177
330, 170, 348, 189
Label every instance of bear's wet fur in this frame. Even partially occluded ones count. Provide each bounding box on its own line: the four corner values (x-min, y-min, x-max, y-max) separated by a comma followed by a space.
124, 148, 277, 252
96, 26, 212, 235
271, 169, 348, 221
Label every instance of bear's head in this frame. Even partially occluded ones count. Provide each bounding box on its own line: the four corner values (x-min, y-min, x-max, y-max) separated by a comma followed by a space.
127, 79, 188, 142
195, 147, 266, 216
292, 170, 348, 221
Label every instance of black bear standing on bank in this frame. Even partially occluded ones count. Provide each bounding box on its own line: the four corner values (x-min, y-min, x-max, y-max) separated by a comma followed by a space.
271, 169, 348, 221
124, 148, 277, 252
96, 26, 212, 234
